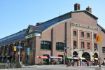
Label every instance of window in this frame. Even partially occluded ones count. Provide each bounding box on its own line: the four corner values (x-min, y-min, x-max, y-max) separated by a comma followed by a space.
87, 42, 90, 49
73, 40, 77, 49
73, 31, 77, 36
81, 42, 84, 49
41, 41, 51, 50
102, 47, 105, 53
87, 33, 90, 38
81, 32, 84, 37
56, 42, 65, 51
94, 34, 96, 39
94, 43, 98, 51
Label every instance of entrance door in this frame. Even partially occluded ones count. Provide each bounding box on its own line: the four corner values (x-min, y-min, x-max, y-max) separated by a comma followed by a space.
82, 52, 90, 61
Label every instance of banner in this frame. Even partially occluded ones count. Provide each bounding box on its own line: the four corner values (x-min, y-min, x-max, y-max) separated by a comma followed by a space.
96, 34, 102, 43
13, 46, 16, 51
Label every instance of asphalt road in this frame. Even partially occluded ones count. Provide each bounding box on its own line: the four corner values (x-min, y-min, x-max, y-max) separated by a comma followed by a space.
2, 65, 105, 70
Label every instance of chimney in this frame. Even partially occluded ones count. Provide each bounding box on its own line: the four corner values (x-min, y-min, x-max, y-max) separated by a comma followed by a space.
74, 3, 80, 11
86, 6, 92, 13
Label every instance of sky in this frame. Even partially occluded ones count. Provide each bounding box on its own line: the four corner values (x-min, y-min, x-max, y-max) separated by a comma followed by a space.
0, 0, 105, 38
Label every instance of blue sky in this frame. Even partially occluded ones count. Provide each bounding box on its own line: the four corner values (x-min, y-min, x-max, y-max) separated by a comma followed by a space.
0, 0, 105, 38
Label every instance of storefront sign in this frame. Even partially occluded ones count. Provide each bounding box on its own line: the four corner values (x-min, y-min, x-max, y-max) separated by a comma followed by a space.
71, 23, 98, 31
25, 33, 35, 39
25, 33, 41, 39
34, 33, 41, 36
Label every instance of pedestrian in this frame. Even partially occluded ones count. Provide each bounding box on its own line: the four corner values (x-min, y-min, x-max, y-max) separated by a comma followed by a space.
102, 58, 105, 66
6, 59, 10, 68
87, 60, 89, 66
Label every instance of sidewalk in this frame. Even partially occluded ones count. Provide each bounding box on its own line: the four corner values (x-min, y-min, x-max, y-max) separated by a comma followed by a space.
1, 65, 105, 70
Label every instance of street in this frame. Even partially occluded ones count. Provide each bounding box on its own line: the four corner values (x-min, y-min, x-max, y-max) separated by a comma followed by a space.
2, 65, 105, 70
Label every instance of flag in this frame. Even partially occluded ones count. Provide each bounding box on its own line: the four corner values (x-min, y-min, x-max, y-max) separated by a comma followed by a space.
96, 34, 102, 43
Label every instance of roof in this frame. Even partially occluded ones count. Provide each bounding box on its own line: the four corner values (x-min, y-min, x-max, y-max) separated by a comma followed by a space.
97, 24, 105, 33
0, 10, 98, 46
34, 10, 98, 33
0, 29, 26, 46
0, 12, 71, 46
34, 12, 71, 33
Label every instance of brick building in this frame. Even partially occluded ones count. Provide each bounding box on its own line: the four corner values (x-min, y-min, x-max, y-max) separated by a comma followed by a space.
0, 3, 105, 65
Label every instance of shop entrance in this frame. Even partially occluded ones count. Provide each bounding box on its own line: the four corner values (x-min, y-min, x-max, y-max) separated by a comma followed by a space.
82, 52, 90, 61
93, 53, 98, 58
73, 51, 78, 57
